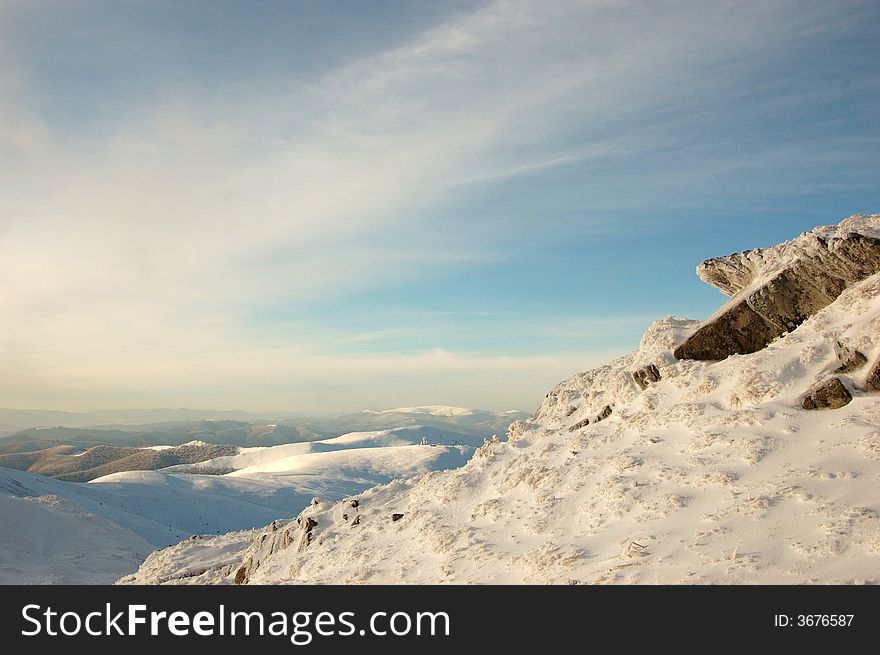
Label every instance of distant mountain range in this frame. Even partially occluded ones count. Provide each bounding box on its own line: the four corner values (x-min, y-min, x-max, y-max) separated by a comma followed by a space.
0, 425, 494, 583
0, 404, 528, 582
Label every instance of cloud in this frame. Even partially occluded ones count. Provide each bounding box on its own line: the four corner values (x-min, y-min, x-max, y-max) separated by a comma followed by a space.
0, 0, 876, 410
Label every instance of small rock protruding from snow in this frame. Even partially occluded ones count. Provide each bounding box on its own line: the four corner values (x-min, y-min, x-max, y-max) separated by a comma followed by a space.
632, 363, 662, 390
800, 377, 853, 410
568, 417, 590, 432
298, 517, 318, 552
864, 357, 880, 392
832, 340, 868, 374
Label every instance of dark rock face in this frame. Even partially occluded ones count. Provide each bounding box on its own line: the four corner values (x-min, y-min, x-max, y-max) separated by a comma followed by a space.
568, 417, 590, 432
632, 364, 661, 390
833, 341, 868, 374
297, 516, 318, 552
864, 357, 880, 392
676, 229, 880, 361
568, 406, 612, 431
674, 302, 775, 360
801, 378, 852, 410
391, 513, 404, 522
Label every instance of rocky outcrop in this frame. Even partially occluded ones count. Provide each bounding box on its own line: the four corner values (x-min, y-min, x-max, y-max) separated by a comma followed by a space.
864, 357, 880, 392
632, 364, 661, 390
800, 378, 852, 410
568, 417, 590, 432
297, 516, 318, 552
832, 341, 867, 374
233, 515, 316, 584
675, 215, 880, 361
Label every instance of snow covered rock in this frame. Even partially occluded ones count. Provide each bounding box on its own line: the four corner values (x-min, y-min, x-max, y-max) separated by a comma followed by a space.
676, 215, 880, 361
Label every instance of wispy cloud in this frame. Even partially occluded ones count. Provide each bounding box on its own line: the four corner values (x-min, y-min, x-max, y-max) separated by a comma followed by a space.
1, 0, 877, 411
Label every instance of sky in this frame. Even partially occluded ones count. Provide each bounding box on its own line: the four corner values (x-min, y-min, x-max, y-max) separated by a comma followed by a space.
1, 0, 878, 414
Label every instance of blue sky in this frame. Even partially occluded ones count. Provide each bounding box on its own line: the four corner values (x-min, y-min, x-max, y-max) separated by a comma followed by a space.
1, 0, 878, 413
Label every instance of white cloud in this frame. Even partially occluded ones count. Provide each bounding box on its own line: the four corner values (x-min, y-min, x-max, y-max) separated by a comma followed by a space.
0, 0, 872, 410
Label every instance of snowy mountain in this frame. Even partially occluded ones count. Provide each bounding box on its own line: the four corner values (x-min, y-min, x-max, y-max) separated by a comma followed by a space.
324, 406, 528, 436
123, 214, 880, 585
0, 426, 482, 583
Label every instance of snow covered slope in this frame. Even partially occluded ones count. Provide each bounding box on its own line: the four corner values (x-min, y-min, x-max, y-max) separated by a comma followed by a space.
124, 215, 880, 585
0, 493, 153, 584
0, 426, 481, 583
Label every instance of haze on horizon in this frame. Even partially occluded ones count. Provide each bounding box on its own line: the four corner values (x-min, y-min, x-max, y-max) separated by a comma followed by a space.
1, 1, 878, 414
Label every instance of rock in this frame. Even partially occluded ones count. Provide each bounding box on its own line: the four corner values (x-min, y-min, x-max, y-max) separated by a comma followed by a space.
351, 515, 360, 526
565, 406, 578, 417
595, 405, 612, 422
632, 364, 661, 390
233, 566, 247, 585
568, 417, 590, 432
800, 378, 852, 410
350, 499, 359, 508
391, 513, 404, 522
832, 341, 867, 373
676, 219, 880, 361
297, 517, 318, 552
674, 300, 777, 360
864, 357, 880, 392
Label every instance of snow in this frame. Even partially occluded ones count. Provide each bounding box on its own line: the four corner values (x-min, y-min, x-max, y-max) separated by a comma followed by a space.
127, 265, 880, 584
140, 440, 211, 451
374, 406, 475, 417
0, 493, 152, 584
0, 426, 484, 583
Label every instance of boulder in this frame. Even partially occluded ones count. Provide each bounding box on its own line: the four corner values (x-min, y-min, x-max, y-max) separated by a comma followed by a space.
800, 378, 852, 410
675, 217, 880, 361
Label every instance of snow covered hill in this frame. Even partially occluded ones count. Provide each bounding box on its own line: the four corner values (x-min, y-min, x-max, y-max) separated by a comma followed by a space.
123, 214, 880, 585
0, 426, 482, 583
